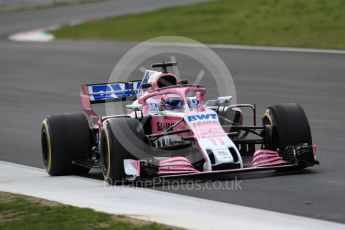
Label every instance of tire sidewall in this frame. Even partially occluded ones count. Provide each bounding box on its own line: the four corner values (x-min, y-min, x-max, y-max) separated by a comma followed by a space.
41, 113, 92, 175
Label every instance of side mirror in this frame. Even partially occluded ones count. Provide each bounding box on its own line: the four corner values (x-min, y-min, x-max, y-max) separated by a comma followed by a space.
126, 104, 143, 120
217, 96, 232, 104
126, 104, 143, 111
205, 96, 232, 107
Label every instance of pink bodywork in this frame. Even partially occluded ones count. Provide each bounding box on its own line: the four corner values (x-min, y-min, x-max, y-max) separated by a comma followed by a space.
81, 85, 98, 118
251, 149, 287, 167
151, 116, 189, 135
252, 144, 318, 167
158, 157, 199, 175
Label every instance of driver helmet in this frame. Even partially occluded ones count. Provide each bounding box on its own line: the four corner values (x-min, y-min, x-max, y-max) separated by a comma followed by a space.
160, 95, 183, 110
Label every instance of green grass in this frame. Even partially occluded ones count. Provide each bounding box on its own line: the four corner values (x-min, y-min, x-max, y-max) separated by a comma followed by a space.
0, 192, 173, 230
52, 0, 345, 49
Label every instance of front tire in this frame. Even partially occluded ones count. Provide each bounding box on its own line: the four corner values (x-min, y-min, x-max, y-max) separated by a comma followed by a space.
263, 103, 312, 151
263, 103, 314, 167
101, 118, 149, 185
41, 113, 92, 176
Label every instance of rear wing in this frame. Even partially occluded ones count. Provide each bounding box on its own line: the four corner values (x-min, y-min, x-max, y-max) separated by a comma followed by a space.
82, 81, 142, 104
81, 81, 142, 117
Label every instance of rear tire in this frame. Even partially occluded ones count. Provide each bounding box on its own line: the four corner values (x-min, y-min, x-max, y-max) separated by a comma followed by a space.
101, 118, 149, 185
41, 113, 92, 176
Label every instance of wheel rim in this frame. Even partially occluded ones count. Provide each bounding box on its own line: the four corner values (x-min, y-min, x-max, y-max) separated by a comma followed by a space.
262, 110, 276, 149
41, 120, 52, 172
263, 110, 272, 125
41, 129, 49, 166
101, 129, 111, 177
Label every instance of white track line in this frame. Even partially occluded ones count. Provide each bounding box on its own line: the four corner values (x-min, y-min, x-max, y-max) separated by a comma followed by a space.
208, 44, 345, 54
0, 160, 344, 230
9, 29, 54, 42
143, 42, 345, 54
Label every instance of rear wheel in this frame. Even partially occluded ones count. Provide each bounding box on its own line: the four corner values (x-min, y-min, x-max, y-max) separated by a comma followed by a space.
101, 118, 149, 184
41, 113, 92, 176
262, 103, 314, 167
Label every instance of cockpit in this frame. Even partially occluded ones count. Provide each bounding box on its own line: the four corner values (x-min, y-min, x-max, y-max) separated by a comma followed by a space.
144, 86, 206, 113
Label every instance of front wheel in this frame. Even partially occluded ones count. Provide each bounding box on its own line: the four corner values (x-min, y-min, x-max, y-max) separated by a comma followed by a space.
262, 103, 314, 168
101, 118, 150, 184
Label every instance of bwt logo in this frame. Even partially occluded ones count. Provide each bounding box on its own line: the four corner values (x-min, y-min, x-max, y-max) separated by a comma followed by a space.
188, 113, 217, 122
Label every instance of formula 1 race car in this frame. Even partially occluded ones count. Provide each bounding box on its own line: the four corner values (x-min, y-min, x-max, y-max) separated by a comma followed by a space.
41, 61, 318, 184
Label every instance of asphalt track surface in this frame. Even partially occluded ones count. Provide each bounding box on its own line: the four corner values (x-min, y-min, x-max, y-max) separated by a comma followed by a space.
1, 0, 345, 224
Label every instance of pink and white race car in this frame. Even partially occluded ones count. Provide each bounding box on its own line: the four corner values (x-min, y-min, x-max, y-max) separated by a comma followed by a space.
41, 62, 318, 184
